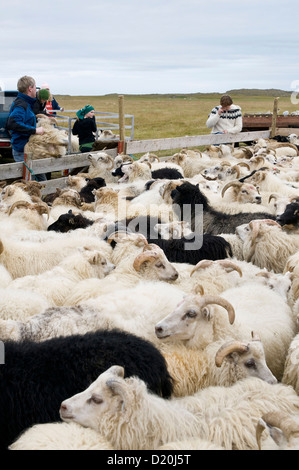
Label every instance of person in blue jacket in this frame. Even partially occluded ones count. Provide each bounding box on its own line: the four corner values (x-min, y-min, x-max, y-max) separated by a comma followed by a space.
6, 75, 47, 181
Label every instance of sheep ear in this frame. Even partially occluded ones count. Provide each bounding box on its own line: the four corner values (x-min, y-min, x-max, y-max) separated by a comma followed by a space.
266, 424, 287, 448
201, 306, 212, 321
107, 365, 125, 378
89, 253, 101, 265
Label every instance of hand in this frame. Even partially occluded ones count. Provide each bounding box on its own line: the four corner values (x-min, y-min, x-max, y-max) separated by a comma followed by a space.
218, 107, 224, 115
36, 126, 45, 135
223, 130, 228, 134
60, 108, 64, 112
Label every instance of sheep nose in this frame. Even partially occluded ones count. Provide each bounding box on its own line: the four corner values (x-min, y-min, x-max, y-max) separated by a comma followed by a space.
172, 272, 179, 280
60, 403, 68, 411
155, 325, 164, 335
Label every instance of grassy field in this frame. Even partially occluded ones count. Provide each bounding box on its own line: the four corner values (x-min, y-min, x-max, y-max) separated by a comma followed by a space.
55, 92, 298, 142
1, 91, 298, 163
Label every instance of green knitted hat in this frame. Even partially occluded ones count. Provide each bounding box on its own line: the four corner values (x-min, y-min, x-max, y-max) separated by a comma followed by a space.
38, 89, 50, 101
76, 105, 94, 120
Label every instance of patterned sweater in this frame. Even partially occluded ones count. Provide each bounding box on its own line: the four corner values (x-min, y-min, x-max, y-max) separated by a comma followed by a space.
206, 104, 242, 134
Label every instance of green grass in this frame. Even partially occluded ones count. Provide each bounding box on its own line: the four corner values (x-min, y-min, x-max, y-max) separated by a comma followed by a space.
2, 90, 297, 161
55, 92, 298, 142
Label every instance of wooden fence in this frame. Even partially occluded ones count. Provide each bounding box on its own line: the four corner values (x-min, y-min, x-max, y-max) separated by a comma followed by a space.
0, 130, 272, 195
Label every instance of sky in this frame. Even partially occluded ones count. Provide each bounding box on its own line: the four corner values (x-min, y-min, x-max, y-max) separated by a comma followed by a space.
1, 0, 299, 96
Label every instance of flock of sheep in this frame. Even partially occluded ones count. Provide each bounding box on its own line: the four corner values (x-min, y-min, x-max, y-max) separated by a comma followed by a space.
1, 118, 299, 451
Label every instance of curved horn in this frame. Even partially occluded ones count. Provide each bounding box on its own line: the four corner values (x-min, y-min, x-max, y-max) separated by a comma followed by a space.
237, 162, 251, 170
34, 202, 50, 219
231, 165, 241, 178
197, 295, 235, 325
133, 251, 160, 272
107, 231, 130, 244
106, 155, 115, 170
192, 283, 205, 296
8, 200, 31, 215
268, 193, 279, 203
221, 181, 241, 198
215, 340, 249, 367
217, 260, 243, 277
256, 411, 299, 450
149, 154, 159, 162
255, 271, 271, 279
190, 260, 214, 277
220, 160, 232, 167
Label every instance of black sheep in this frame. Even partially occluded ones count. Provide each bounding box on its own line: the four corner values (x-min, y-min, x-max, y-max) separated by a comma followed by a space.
79, 177, 106, 203
145, 234, 232, 264
117, 215, 231, 263
0, 329, 173, 450
276, 202, 299, 228
47, 210, 94, 232
112, 164, 183, 180
171, 181, 276, 235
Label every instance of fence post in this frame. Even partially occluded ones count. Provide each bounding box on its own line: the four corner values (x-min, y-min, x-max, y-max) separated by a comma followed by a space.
271, 97, 279, 138
23, 153, 33, 181
118, 95, 125, 153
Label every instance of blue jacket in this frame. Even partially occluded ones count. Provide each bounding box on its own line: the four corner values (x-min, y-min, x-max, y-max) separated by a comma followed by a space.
6, 92, 37, 152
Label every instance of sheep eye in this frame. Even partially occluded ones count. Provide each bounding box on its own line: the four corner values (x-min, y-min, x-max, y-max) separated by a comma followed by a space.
91, 394, 103, 404
245, 359, 256, 369
101, 261, 107, 266
184, 310, 197, 319
155, 262, 164, 269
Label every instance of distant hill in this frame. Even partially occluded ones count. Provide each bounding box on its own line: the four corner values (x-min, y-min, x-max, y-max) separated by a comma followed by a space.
57, 89, 293, 99
226, 88, 292, 97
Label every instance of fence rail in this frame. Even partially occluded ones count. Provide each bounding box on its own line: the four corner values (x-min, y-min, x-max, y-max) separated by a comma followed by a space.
53, 108, 134, 153
0, 130, 272, 195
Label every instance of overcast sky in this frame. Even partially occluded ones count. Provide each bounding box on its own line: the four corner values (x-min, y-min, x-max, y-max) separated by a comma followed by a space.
1, 0, 299, 96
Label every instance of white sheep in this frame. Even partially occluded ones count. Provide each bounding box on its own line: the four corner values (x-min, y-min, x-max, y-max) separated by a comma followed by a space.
24, 116, 69, 159
63, 234, 179, 306
245, 169, 299, 198
281, 332, 299, 394
256, 411, 299, 450
0, 280, 186, 343
87, 152, 118, 182
7, 247, 115, 307
235, 218, 299, 273
0, 231, 112, 279
0, 287, 50, 322
155, 284, 296, 381
59, 365, 299, 450
117, 161, 152, 183
9, 422, 114, 450
166, 149, 212, 178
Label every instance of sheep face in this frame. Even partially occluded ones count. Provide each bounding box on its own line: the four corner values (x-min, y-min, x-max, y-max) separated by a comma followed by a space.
88, 152, 114, 170
276, 202, 299, 228
60, 365, 126, 430
216, 335, 277, 384
155, 294, 235, 347
133, 245, 179, 281
155, 295, 206, 342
